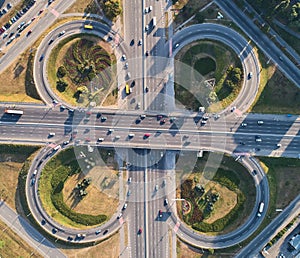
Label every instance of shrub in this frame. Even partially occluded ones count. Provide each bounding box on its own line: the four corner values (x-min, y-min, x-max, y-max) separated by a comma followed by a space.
57, 66, 67, 78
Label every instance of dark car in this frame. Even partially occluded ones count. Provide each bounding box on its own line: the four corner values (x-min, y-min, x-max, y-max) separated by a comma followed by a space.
103, 229, 108, 235
48, 39, 54, 45
39, 54, 44, 62
26, 30, 32, 36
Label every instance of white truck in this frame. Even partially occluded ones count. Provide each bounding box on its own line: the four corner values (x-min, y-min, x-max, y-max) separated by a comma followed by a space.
152, 17, 156, 27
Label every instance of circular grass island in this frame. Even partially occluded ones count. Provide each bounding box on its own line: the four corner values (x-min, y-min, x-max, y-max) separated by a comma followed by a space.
47, 34, 117, 107
176, 152, 256, 234
38, 147, 119, 229
175, 40, 244, 112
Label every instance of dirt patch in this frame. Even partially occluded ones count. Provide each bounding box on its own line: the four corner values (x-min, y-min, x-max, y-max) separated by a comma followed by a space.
203, 181, 237, 224
0, 51, 42, 103
177, 239, 204, 258
0, 220, 42, 258
63, 172, 118, 217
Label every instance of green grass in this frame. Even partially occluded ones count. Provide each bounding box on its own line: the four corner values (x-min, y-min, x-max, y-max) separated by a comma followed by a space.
194, 57, 216, 76
175, 40, 242, 112
177, 152, 256, 234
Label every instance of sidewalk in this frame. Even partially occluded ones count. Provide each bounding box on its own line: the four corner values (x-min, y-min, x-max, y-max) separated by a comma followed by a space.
0, 200, 66, 258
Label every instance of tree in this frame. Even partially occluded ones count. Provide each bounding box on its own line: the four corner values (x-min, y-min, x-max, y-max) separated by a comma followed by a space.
195, 12, 205, 23
56, 80, 68, 92
76, 86, 88, 94
103, 0, 122, 20
57, 66, 67, 78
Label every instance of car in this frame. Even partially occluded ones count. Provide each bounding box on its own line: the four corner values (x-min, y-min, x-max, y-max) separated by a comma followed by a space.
239, 141, 245, 145
128, 177, 132, 183
41, 219, 46, 225
155, 185, 158, 191
122, 54, 126, 61
127, 190, 131, 196
49, 132, 55, 137
108, 128, 114, 133
101, 116, 107, 121
52, 228, 58, 234
158, 210, 163, 218
58, 30, 65, 37
128, 133, 135, 138
160, 119, 166, 124
26, 30, 32, 36
144, 7, 149, 13
231, 106, 236, 112
279, 56, 283, 61
117, 213, 122, 219
96, 112, 101, 118
7, 3, 12, 9
174, 43, 179, 49
149, 5, 153, 11
103, 229, 108, 235
248, 72, 253, 79
48, 39, 54, 45
145, 86, 149, 92
145, 25, 149, 31
95, 230, 101, 235
31, 17, 36, 21
138, 39, 142, 45
17, 22, 25, 30
2, 32, 8, 39
67, 236, 73, 241
38, 9, 44, 15
257, 120, 264, 125
124, 62, 128, 69
276, 143, 282, 148
162, 179, 166, 186
130, 39, 134, 46
39, 54, 44, 62
30, 178, 35, 186
63, 141, 69, 145
144, 133, 151, 138
123, 203, 127, 210
164, 198, 168, 206
252, 170, 257, 176
255, 135, 262, 142
241, 123, 247, 127
114, 135, 120, 140
138, 228, 143, 234
97, 138, 104, 142
140, 114, 146, 119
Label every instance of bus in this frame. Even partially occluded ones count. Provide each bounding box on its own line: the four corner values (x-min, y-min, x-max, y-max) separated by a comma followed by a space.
5, 109, 23, 115
257, 202, 264, 217
125, 84, 130, 95
84, 25, 93, 30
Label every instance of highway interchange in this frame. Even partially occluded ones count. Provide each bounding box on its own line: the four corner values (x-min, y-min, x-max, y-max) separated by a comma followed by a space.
0, 0, 299, 257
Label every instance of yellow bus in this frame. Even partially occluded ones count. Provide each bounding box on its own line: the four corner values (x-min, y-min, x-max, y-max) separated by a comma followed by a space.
84, 25, 93, 30
125, 84, 130, 95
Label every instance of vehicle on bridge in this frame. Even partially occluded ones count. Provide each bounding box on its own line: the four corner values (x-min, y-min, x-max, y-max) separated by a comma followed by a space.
257, 202, 264, 217
4, 109, 23, 115
125, 84, 130, 95
84, 24, 93, 30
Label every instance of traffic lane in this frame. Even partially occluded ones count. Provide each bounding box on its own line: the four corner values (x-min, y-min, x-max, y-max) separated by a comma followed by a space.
215, 0, 300, 87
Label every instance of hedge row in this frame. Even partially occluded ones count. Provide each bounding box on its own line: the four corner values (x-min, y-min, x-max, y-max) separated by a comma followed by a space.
41, 148, 108, 226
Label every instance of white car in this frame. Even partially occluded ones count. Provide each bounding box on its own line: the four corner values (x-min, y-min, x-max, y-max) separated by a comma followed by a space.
257, 120, 264, 125
58, 30, 65, 36
145, 25, 149, 31
122, 54, 126, 61
138, 39, 142, 45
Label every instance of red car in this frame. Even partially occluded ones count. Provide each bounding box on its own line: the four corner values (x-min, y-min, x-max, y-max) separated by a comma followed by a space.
144, 133, 151, 138
138, 228, 143, 234
159, 210, 163, 218
38, 9, 44, 15
26, 30, 32, 36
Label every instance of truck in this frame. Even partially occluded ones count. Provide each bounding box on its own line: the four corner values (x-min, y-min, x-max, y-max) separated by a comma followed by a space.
152, 17, 156, 27
257, 202, 264, 217
5, 109, 23, 115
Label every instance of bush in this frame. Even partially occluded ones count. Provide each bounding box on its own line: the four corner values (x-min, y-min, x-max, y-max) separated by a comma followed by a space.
56, 80, 68, 92
57, 66, 67, 78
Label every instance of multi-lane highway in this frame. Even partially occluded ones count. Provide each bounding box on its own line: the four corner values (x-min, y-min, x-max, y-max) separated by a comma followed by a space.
0, 0, 299, 256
